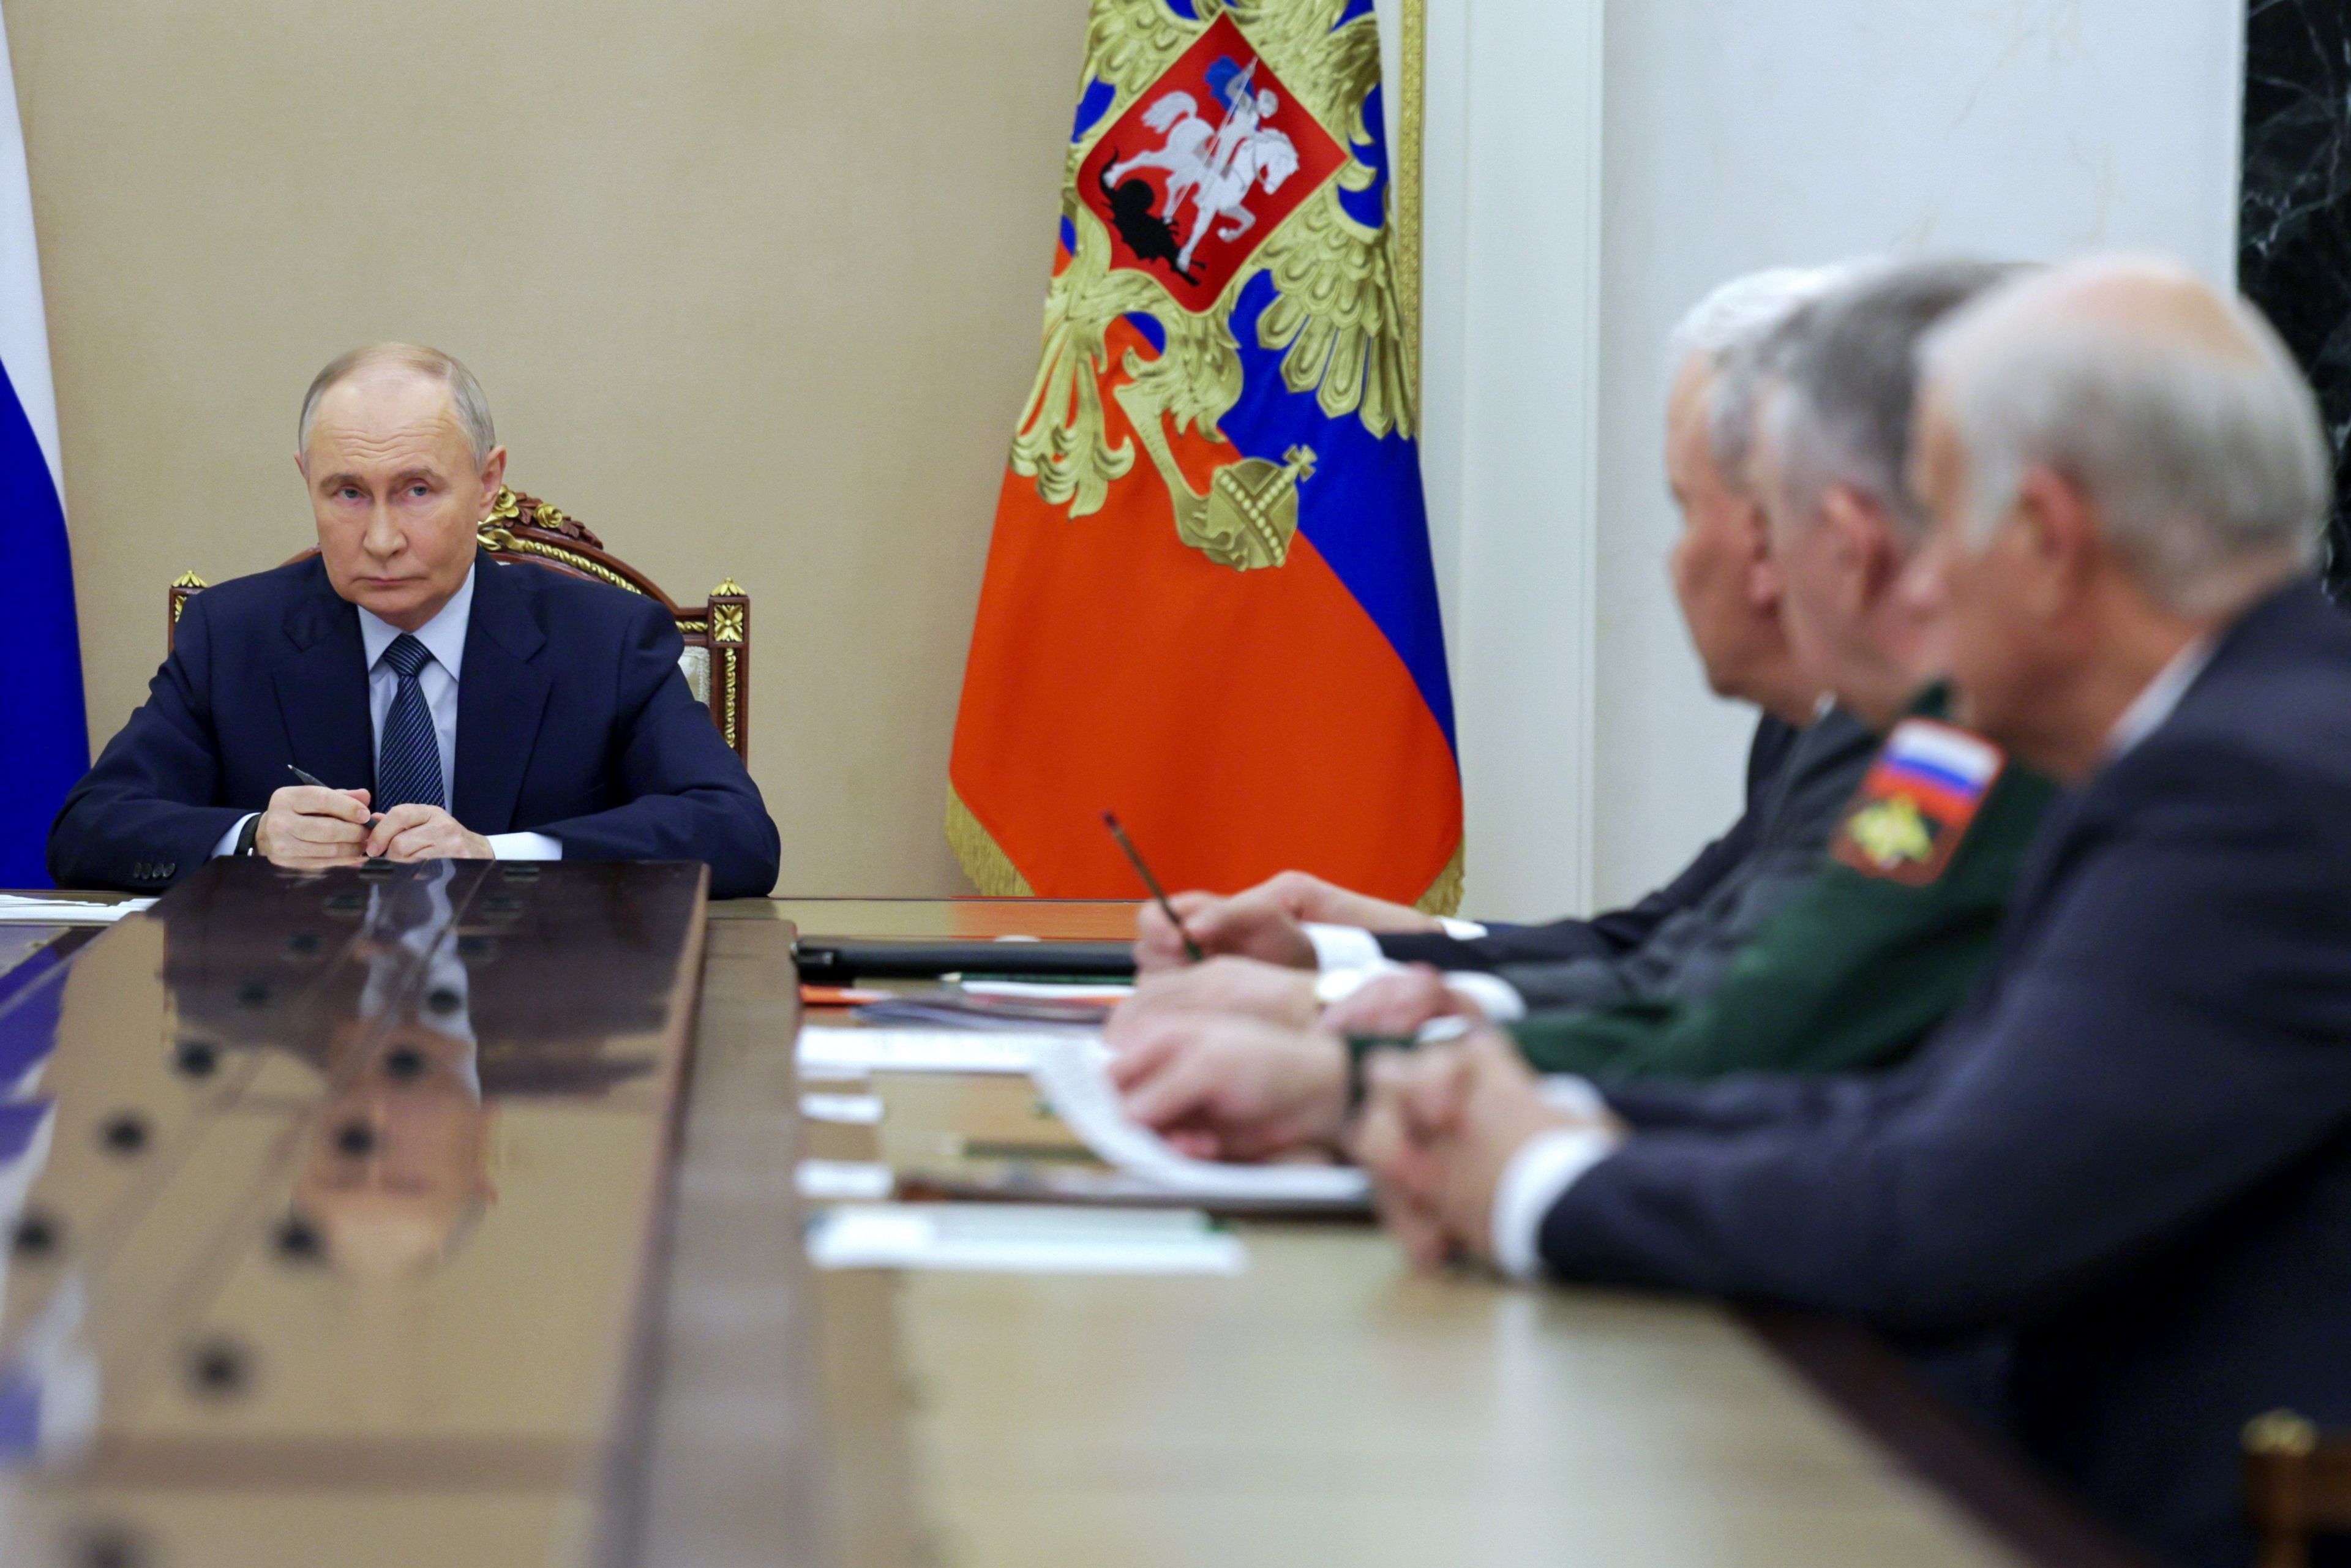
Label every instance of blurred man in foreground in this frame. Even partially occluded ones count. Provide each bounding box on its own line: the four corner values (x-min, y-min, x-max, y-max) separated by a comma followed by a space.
1356, 257, 2351, 1568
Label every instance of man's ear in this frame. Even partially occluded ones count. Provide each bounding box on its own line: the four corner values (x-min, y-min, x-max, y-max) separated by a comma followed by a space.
1741, 500, 1781, 609
2012, 465, 2099, 610
478, 446, 508, 517
1818, 484, 1895, 612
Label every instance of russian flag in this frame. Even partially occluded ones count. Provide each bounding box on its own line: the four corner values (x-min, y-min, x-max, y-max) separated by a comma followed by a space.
1876, 721, 2000, 820
947, 1, 1463, 910
0, 7, 83, 890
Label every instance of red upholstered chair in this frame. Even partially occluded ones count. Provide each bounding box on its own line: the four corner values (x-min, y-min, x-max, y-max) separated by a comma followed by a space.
167, 486, 749, 762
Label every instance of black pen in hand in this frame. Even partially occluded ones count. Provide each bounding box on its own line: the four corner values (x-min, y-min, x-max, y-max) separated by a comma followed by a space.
287, 763, 382, 836
1101, 811, 1205, 964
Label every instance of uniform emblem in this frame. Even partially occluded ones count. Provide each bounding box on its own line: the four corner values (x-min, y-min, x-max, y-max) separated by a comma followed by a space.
1832, 719, 2006, 886
1014, 1, 1410, 571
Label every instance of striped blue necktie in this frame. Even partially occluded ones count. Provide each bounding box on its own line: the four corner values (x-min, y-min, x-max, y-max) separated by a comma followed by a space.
375, 633, 445, 811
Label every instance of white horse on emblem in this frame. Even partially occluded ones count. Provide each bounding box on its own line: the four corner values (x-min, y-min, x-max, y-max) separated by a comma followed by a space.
1106, 83, 1301, 274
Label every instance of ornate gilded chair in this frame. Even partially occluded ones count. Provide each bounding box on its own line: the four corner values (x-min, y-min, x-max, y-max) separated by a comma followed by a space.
167, 487, 750, 762
2244, 1409, 2351, 1568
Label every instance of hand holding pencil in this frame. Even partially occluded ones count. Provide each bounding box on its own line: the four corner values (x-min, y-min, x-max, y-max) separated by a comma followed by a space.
250, 765, 378, 870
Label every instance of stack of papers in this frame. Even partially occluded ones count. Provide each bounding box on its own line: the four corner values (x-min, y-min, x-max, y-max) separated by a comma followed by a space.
0, 896, 154, 926
806, 1203, 1245, 1274
962, 980, 1134, 1001
849, 979, 1132, 1032
1028, 1035, 1372, 1209
791, 1023, 1372, 1212
796, 1025, 1062, 1079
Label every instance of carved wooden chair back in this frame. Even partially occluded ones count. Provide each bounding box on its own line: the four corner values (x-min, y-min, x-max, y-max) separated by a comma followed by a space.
2245, 1410, 2351, 1568
166, 487, 749, 763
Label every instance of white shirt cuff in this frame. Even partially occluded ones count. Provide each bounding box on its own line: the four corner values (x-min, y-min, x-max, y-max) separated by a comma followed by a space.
1313, 959, 1404, 1006
1537, 1075, 1609, 1119
1303, 923, 1386, 972
212, 814, 258, 858
486, 831, 563, 860
1491, 1119, 1621, 1281
1437, 917, 1489, 940
1440, 970, 1524, 1022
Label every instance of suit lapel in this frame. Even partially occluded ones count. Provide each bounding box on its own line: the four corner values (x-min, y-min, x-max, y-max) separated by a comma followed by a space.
273, 563, 375, 793
454, 555, 550, 833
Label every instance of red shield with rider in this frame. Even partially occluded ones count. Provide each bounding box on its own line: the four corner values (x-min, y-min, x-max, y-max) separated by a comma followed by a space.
1076, 14, 1347, 314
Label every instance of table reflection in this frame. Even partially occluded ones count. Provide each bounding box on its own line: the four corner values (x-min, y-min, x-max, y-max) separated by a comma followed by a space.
157, 862, 670, 1279
0, 860, 712, 1566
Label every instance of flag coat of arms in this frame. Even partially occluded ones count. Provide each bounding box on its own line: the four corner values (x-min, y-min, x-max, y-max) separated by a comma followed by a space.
949, 0, 1463, 910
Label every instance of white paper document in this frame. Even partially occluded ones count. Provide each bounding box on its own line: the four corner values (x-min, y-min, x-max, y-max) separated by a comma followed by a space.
959, 980, 1136, 1001
1028, 1035, 1372, 1207
795, 1160, 894, 1201
796, 1025, 1058, 1077
0, 896, 154, 925
806, 1202, 1245, 1275
799, 1092, 883, 1126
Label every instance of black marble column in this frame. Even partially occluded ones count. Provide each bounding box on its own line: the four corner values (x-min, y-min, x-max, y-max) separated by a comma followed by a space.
2241, 0, 2351, 599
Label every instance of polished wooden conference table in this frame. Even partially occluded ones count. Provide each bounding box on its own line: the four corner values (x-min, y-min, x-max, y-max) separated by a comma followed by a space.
0, 882, 2155, 1568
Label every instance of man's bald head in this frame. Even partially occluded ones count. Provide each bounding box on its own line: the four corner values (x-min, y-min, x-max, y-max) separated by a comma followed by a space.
300, 343, 495, 468
1919, 257, 2328, 615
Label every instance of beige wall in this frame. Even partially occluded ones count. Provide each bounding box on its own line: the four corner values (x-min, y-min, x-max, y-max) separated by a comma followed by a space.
7, 0, 1085, 894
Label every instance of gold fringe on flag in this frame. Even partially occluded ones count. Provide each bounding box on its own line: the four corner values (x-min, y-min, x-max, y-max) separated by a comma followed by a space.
945, 786, 1034, 896
951, 784, 1459, 914
1414, 839, 1464, 917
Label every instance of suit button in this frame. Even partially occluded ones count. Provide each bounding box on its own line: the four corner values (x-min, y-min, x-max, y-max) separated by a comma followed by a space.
157, 863, 176, 879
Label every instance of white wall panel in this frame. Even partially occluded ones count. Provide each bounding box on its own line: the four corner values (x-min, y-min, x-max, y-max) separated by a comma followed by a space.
1588, 0, 2243, 908
1419, 0, 1607, 918
1415, 0, 2243, 918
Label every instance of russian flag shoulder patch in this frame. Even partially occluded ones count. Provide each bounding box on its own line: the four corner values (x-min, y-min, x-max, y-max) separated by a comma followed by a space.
1831, 718, 2008, 887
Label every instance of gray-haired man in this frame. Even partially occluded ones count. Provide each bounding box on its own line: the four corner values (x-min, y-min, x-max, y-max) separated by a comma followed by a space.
1359, 257, 2351, 1568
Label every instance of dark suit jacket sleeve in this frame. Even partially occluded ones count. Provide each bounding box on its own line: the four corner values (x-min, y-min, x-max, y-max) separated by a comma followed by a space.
525, 596, 781, 899
1538, 743, 2351, 1334
1377, 716, 1794, 970
1587, 1065, 1903, 1136
47, 591, 246, 890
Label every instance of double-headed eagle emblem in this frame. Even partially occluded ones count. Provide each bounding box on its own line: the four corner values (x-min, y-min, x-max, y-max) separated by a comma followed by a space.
1011, 0, 1414, 571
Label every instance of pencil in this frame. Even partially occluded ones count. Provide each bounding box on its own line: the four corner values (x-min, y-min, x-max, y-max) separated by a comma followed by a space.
1101, 811, 1205, 963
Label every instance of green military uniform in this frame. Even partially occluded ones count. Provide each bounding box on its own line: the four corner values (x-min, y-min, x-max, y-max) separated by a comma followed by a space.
1508, 690, 2058, 1081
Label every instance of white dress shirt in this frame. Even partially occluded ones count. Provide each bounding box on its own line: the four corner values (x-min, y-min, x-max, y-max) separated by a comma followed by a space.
213, 565, 563, 861
1304, 917, 1528, 1022
1483, 632, 2230, 1280
2106, 633, 2215, 760
1490, 1077, 1623, 1279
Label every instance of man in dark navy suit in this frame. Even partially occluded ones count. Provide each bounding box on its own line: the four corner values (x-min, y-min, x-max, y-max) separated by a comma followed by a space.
1355, 259, 2351, 1568
47, 344, 779, 899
